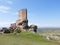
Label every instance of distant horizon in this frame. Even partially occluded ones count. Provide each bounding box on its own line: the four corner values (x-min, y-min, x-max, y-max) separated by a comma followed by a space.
0, 26, 60, 28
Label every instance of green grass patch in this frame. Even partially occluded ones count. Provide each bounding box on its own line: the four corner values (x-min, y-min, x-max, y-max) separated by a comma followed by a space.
0, 32, 60, 45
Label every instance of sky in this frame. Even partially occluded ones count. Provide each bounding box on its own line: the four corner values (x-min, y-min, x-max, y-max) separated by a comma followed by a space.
0, 0, 60, 28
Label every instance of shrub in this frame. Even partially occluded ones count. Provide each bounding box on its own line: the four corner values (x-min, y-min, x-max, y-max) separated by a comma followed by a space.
16, 29, 21, 33
9, 27, 14, 33
1, 27, 10, 33
4, 30, 10, 33
14, 27, 21, 33
30, 25, 37, 33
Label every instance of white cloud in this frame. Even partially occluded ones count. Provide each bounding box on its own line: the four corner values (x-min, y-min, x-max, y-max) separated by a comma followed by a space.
0, 5, 10, 13
0, 0, 13, 4
0, 21, 15, 27
10, 12, 18, 16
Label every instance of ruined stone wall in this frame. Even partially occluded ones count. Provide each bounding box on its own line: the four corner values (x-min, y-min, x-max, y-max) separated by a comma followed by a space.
10, 23, 16, 29
16, 9, 28, 30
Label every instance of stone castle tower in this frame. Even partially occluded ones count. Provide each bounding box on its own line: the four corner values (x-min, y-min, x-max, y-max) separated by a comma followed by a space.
16, 9, 28, 30
10, 9, 37, 32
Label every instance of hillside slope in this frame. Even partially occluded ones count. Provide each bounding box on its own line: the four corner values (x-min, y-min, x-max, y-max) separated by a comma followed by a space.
0, 32, 60, 45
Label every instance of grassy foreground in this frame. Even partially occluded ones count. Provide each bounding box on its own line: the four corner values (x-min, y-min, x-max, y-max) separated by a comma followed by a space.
0, 32, 60, 45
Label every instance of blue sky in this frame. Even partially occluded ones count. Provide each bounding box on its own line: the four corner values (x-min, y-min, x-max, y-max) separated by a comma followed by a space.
0, 0, 60, 28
